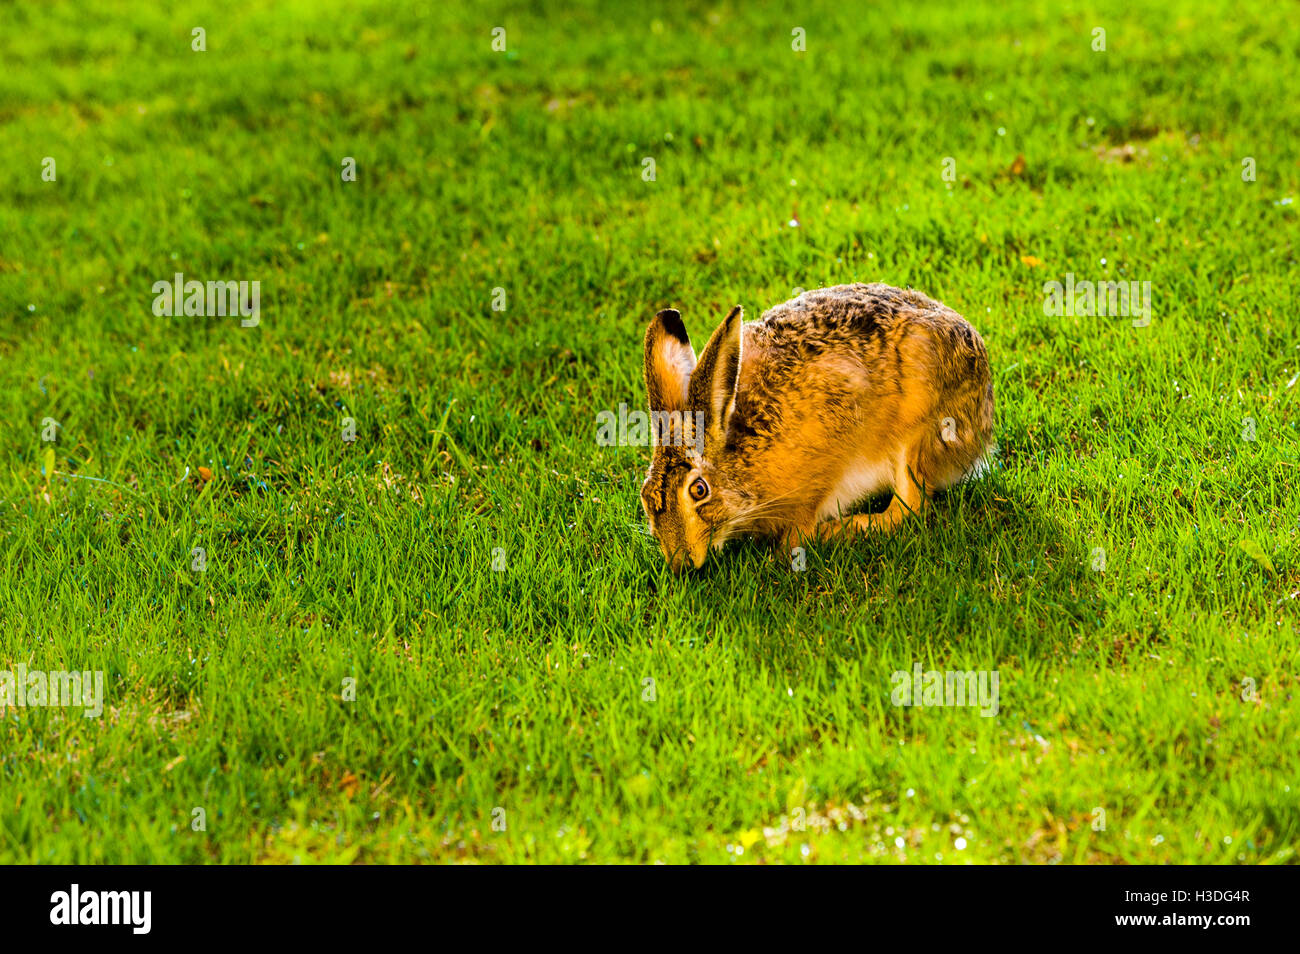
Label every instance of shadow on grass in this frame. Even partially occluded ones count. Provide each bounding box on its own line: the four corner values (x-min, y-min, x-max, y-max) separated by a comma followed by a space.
649, 474, 1103, 660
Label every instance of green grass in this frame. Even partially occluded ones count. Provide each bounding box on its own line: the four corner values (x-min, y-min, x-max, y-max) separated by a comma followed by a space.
1, 0, 1297, 863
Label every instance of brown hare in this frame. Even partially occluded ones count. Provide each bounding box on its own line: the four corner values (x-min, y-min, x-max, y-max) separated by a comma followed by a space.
640, 283, 994, 573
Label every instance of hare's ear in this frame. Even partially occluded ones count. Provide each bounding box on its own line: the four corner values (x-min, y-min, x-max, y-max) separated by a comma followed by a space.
644, 308, 695, 412
686, 305, 743, 450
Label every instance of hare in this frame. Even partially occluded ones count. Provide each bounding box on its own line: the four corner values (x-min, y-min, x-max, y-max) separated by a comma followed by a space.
640, 283, 993, 573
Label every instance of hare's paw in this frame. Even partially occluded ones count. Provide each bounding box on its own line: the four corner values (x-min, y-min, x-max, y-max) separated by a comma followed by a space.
816, 504, 915, 540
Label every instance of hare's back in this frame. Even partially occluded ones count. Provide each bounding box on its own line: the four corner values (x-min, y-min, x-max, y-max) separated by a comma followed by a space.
749, 283, 986, 394
757, 283, 957, 336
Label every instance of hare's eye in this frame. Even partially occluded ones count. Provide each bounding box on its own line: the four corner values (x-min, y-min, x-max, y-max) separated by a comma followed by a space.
688, 477, 710, 502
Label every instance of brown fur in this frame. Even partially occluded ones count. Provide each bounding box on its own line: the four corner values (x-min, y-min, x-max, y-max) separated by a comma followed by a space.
641, 283, 994, 573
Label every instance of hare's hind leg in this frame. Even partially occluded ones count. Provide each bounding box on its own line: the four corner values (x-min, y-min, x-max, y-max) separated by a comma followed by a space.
816, 448, 929, 539
873, 403, 993, 534
859, 449, 929, 533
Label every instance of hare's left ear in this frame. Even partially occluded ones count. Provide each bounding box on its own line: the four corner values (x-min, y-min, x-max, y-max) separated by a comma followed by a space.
687, 305, 743, 451
644, 308, 696, 412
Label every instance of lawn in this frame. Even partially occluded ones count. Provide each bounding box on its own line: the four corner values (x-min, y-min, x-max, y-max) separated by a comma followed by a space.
0, 0, 1296, 863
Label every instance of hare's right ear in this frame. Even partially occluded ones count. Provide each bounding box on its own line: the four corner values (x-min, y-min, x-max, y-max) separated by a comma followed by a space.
644, 308, 696, 412
686, 305, 742, 451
